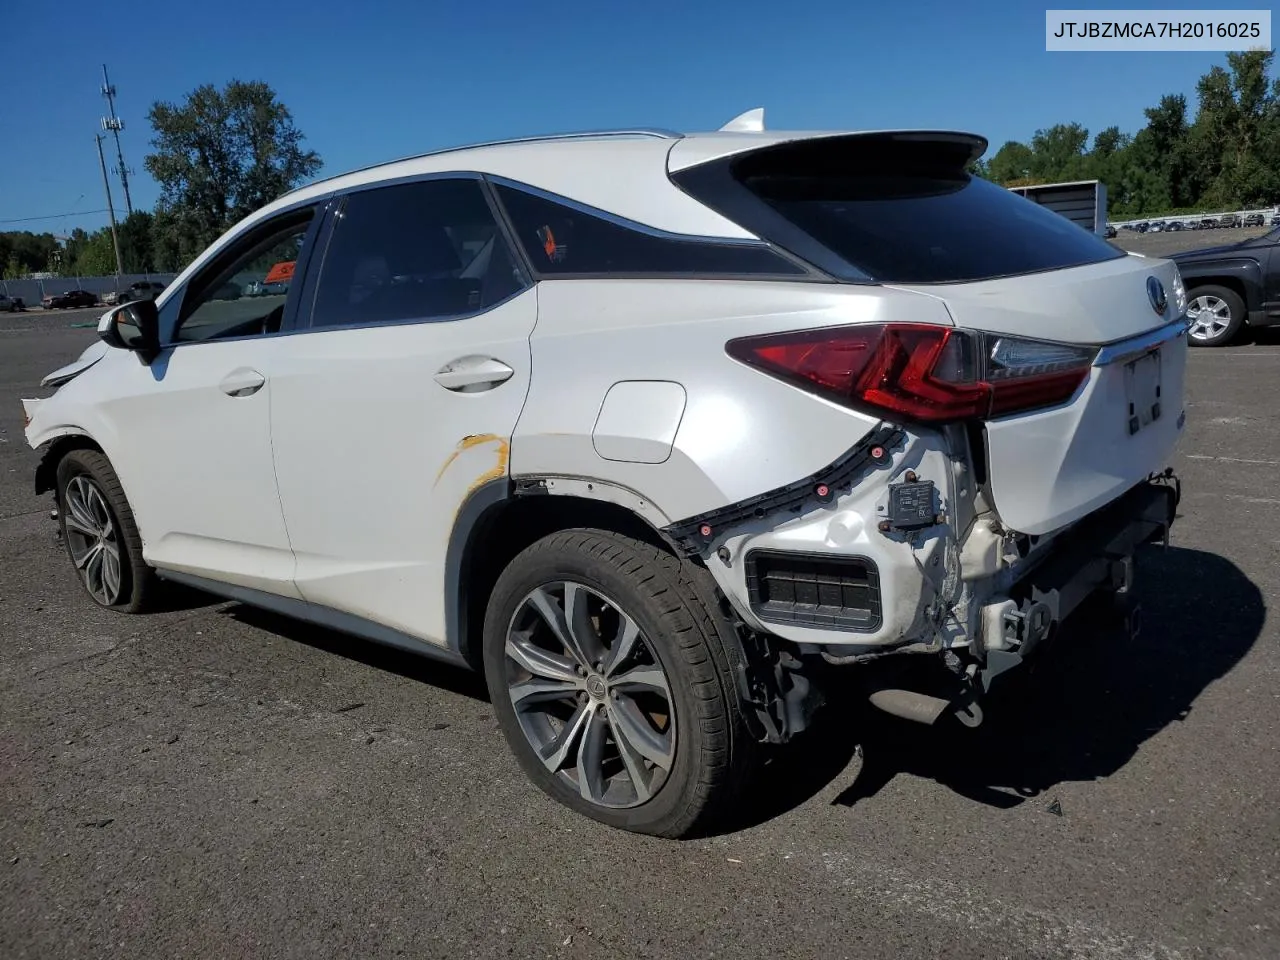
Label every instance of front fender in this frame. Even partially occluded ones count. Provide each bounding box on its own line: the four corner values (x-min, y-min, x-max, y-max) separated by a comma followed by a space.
1178, 258, 1264, 309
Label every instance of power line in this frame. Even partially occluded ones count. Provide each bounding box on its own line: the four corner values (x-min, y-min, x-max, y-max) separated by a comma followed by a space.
0, 209, 109, 224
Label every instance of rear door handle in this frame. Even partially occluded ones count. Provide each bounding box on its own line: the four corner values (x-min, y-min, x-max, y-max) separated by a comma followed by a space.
220, 368, 267, 397
433, 356, 515, 391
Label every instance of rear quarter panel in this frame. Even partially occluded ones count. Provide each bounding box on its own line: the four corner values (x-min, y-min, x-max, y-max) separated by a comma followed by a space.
511, 278, 956, 522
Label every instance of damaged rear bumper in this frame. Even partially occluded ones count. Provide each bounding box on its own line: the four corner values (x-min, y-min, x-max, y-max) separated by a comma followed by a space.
977, 472, 1180, 691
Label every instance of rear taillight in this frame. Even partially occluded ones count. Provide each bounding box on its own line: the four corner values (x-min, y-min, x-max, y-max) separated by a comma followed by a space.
726, 323, 1095, 423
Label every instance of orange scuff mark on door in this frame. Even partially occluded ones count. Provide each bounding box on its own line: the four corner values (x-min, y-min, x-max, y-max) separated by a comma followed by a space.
434, 433, 509, 488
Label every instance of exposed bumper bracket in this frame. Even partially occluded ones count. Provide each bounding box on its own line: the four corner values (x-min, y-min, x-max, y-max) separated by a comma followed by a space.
663, 422, 905, 555
978, 474, 1178, 692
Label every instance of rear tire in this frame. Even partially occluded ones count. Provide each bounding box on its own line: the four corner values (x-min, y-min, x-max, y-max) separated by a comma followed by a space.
482, 529, 755, 838
1186, 284, 1246, 347
55, 449, 158, 613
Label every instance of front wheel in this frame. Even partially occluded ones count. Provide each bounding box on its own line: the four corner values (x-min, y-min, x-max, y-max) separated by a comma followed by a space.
55, 449, 158, 612
482, 529, 755, 838
1186, 284, 1246, 347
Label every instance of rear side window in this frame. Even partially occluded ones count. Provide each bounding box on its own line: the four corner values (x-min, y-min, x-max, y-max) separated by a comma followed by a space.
674, 135, 1125, 284
492, 182, 807, 278
309, 178, 525, 329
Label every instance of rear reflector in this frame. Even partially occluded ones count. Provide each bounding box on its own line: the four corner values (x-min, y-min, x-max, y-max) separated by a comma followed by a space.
727, 323, 1094, 423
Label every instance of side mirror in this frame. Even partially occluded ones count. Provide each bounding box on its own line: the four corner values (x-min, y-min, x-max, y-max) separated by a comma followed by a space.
98, 299, 160, 362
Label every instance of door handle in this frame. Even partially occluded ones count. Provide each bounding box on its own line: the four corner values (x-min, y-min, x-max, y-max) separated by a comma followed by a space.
220, 368, 267, 397
433, 356, 515, 392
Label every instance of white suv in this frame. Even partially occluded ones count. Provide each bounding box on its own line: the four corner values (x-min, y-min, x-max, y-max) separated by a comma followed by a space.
22, 118, 1188, 837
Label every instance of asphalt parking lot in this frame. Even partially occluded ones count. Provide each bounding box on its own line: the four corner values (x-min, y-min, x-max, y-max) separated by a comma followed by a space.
2, 297, 1279, 959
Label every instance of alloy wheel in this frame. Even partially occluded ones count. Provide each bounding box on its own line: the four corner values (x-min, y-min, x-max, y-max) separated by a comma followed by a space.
504, 581, 676, 809
62, 475, 124, 605
1186, 295, 1231, 342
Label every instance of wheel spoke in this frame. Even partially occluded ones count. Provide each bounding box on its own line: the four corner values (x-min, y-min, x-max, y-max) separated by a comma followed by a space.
527, 584, 603, 668
603, 615, 642, 677
65, 483, 99, 535
506, 631, 579, 682
509, 676, 581, 709
85, 547, 106, 601
538, 701, 591, 773
86, 486, 111, 527
100, 548, 122, 603
608, 704, 655, 803
576, 707, 609, 804
563, 583, 606, 668
607, 696, 673, 771
610, 665, 670, 696
63, 513, 98, 537
74, 542, 101, 570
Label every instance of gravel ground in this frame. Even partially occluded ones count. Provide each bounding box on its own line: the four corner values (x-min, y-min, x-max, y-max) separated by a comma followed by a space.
1, 296, 1279, 959
1111, 225, 1272, 257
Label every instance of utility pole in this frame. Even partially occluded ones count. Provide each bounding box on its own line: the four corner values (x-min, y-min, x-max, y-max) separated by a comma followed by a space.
96, 135, 124, 277
100, 64, 133, 216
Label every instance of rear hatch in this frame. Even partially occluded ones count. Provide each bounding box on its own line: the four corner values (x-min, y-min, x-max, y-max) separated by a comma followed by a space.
671, 132, 1187, 535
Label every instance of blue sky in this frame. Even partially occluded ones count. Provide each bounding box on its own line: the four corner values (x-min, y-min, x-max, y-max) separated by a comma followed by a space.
2, 0, 1255, 238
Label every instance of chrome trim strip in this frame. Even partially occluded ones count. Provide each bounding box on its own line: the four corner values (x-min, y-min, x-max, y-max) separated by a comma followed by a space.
288, 129, 683, 197
1093, 317, 1188, 366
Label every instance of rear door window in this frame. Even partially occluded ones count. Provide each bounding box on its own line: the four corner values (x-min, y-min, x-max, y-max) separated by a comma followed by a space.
674, 135, 1125, 284
308, 178, 526, 329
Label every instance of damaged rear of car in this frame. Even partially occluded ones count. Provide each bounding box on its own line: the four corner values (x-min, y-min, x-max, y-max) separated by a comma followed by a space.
659, 131, 1186, 732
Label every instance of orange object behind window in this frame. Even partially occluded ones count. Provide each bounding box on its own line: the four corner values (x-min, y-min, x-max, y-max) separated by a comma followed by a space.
264, 261, 296, 284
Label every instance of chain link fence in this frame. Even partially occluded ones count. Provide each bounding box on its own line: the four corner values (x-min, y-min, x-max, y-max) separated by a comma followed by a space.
1, 273, 179, 308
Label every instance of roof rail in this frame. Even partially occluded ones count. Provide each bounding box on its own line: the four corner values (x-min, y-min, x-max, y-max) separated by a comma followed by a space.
291, 128, 683, 196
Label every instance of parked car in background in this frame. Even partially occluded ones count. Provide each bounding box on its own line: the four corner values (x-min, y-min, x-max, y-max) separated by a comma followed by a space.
22, 121, 1188, 838
1271, 214, 1280, 227
1134, 221, 1149, 233
1149, 220, 1166, 233
1166, 221, 1184, 232
124, 281, 166, 302
1104, 224, 1117, 238
1243, 213, 1265, 228
103, 282, 167, 307
1, 292, 26, 312
1218, 213, 1241, 229
1174, 225, 1280, 346
1200, 218, 1218, 230
41, 290, 97, 310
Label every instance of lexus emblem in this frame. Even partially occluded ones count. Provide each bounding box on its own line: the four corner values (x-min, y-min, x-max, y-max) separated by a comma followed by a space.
1147, 276, 1167, 315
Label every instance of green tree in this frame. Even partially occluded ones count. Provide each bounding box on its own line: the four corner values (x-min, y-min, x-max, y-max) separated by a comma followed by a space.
61, 228, 90, 274
71, 229, 118, 276
144, 79, 322, 259
118, 211, 156, 273
0, 231, 60, 274
1187, 51, 1279, 207
987, 141, 1035, 184
1028, 122, 1090, 181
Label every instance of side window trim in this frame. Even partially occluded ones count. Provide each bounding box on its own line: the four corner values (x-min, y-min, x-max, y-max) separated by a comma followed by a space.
298, 175, 531, 334
483, 173, 824, 281
163, 196, 331, 348
289, 197, 342, 332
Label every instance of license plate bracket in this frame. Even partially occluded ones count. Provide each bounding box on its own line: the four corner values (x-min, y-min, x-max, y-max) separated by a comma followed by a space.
1124, 348, 1162, 436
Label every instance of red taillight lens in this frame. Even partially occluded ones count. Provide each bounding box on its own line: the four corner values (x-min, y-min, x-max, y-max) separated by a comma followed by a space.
727, 323, 1093, 423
